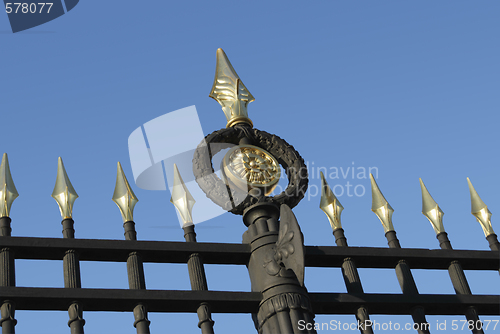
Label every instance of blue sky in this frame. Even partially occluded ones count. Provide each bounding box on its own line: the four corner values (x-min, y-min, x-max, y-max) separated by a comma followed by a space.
1, 1, 499, 333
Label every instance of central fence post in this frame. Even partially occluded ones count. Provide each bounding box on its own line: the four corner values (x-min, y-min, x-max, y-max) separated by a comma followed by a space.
242, 203, 316, 334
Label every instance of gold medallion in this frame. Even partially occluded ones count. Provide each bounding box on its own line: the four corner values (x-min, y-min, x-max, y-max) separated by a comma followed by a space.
221, 145, 280, 196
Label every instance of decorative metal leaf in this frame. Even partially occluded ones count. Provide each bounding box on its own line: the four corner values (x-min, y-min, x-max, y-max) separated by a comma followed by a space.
276, 204, 305, 286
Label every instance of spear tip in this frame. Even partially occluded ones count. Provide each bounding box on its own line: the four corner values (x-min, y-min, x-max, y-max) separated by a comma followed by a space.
209, 48, 254, 128
369, 174, 395, 233
466, 177, 494, 237
52, 157, 78, 220
170, 164, 196, 227
419, 178, 445, 234
0, 153, 19, 217
112, 161, 138, 223
319, 171, 343, 231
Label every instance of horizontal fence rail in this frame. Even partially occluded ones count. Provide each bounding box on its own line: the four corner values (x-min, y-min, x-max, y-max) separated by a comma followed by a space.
0, 287, 497, 315
1, 234, 498, 333
1, 236, 498, 270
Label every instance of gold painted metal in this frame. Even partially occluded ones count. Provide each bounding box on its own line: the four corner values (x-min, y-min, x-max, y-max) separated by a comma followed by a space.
170, 164, 196, 226
209, 48, 255, 128
221, 145, 280, 196
370, 174, 395, 233
112, 162, 139, 223
52, 157, 78, 219
319, 171, 343, 231
419, 178, 445, 234
467, 177, 495, 237
0, 153, 19, 218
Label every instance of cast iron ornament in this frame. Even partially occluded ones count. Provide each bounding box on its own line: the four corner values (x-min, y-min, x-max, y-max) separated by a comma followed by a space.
263, 204, 305, 286
197, 48, 308, 214
192, 124, 308, 215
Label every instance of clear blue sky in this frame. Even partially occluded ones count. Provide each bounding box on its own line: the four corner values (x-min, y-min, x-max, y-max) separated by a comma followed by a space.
1, 1, 499, 333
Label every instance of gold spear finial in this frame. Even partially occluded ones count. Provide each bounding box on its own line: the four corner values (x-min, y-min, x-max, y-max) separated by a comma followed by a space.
370, 174, 395, 233
209, 48, 255, 128
112, 162, 139, 223
419, 178, 445, 234
52, 157, 78, 219
170, 164, 196, 226
319, 172, 343, 231
0, 153, 19, 218
467, 177, 494, 237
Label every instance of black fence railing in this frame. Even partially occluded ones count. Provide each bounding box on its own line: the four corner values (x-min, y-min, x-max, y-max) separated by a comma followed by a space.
1, 235, 498, 315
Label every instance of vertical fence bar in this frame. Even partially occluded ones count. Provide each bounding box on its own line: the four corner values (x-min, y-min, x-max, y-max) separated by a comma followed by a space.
370, 175, 431, 334
385, 231, 430, 334
0, 217, 16, 334
62, 218, 85, 334
123, 221, 151, 334
51, 158, 85, 334
332, 228, 374, 334
321, 173, 373, 334
183, 224, 215, 334
0, 154, 18, 334
485, 234, 499, 251
113, 162, 151, 333
436, 232, 484, 334
420, 179, 484, 334
170, 163, 215, 334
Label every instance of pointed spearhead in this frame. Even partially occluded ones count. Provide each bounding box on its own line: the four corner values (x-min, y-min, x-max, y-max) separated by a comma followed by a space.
419, 178, 445, 234
319, 172, 343, 231
467, 177, 494, 237
170, 164, 196, 227
0, 153, 19, 217
209, 48, 255, 128
52, 157, 78, 219
370, 174, 395, 233
112, 162, 139, 222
